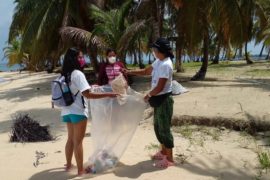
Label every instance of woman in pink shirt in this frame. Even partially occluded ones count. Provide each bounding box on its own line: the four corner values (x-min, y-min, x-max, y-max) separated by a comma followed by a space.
97, 49, 128, 86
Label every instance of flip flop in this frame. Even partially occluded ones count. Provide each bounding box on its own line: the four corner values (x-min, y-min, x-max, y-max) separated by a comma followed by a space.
154, 157, 174, 169
151, 151, 165, 160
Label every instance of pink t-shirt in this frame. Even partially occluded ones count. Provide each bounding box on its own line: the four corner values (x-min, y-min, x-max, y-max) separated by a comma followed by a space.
106, 64, 122, 83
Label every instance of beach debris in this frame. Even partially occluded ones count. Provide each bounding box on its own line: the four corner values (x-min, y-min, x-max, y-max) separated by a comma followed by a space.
10, 114, 54, 142
219, 126, 226, 131
89, 150, 118, 173
33, 151, 47, 167
175, 153, 189, 164
111, 74, 127, 95
85, 132, 91, 137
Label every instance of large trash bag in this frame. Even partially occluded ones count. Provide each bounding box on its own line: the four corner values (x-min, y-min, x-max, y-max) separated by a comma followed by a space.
87, 86, 147, 173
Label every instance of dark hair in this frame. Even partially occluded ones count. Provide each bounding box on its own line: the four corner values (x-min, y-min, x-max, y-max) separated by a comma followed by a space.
61, 48, 81, 82
152, 38, 174, 59
106, 48, 116, 56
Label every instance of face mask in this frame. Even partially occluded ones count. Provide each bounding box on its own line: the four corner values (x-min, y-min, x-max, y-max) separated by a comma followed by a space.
152, 52, 158, 60
108, 57, 116, 64
78, 57, 86, 67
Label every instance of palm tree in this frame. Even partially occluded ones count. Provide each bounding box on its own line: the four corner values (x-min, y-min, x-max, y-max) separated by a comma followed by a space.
171, 0, 268, 80
3, 37, 30, 70
8, 0, 106, 71
256, 0, 270, 59
60, 0, 147, 64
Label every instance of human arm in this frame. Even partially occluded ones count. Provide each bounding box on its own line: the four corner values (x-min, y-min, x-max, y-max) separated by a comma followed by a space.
144, 78, 167, 102
82, 90, 118, 99
122, 66, 153, 76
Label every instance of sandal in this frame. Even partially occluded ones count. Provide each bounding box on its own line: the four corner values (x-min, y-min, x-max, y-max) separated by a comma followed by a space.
151, 151, 165, 160
154, 157, 174, 169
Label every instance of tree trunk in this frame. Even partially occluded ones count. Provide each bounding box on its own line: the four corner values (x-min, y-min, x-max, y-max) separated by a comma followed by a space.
239, 45, 243, 58
227, 46, 232, 61
138, 39, 144, 69
175, 38, 184, 72
201, 34, 209, 72
212, 40, 221, 64
191, 31, 209, 81
119, 53, 126, 64
148, 53, 152, 64
87, 45, 99, 72
133, 51, 138, 65
158, 0, 165, 36
233, 48, 238, 59
259, 43, 265, 57
266, 48, 270, 60
245, 41, 253, 64
151, 0, 160, 41
222, 49, 226, 60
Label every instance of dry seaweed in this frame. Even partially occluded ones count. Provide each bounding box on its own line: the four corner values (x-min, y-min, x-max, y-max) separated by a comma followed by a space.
10, 114, 53, 142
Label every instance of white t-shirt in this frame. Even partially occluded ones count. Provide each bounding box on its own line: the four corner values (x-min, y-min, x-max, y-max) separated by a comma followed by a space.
151, 58, 173, 95
61, 70, 91, 117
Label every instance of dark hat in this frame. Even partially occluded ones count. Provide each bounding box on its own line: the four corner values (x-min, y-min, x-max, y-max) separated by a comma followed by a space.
151, 38, 174, 59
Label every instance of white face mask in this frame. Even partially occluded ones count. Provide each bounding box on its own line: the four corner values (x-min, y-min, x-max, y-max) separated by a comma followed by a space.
152, 52, 158, 60
108, 57, 116, 64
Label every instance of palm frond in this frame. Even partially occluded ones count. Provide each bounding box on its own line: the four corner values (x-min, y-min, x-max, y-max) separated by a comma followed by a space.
116, 0, 133, 30
60, 26, 107, 49
8, 0, 43, 42
117, 20, 147, 54
90, 4, 112, 23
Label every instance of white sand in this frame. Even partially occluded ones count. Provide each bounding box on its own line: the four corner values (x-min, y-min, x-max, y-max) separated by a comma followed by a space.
0, 71, 269, 180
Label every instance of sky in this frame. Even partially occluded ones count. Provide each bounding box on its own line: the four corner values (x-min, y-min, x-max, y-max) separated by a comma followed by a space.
0, 1, 267, 64
0, 1, 14, 63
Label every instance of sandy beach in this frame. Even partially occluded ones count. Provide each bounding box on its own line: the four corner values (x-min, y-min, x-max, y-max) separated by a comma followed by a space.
0, 68, 270, 180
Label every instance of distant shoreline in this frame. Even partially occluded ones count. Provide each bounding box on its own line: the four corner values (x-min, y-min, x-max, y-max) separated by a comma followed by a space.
0, 63, 23, 72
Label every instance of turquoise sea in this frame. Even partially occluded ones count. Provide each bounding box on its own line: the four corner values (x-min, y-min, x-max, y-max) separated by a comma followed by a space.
0, 63, 23, 72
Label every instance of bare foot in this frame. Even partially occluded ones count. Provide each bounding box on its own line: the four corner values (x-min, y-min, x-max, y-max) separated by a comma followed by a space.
78, 170, 86, 176
64, 164, 74, 171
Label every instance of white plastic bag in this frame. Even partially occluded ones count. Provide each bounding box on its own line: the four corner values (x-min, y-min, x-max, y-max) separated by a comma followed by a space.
88, 86, 147, 173
111, 73, 127, 95
172, 80, 189, 95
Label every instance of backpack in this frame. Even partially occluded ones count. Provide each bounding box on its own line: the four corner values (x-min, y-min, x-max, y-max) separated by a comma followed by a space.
51, 76, 79, 107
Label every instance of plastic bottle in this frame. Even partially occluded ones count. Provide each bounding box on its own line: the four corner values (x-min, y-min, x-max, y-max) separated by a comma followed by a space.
62, 82, 69, 93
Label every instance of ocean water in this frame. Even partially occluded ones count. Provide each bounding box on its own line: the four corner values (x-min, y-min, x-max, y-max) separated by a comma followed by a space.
0, 63, 22, 84
0, 63, 23, 72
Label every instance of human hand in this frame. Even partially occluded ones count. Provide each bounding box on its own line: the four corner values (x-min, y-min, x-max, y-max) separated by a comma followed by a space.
144, 94, 150, 102
121, 68, 129, 74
